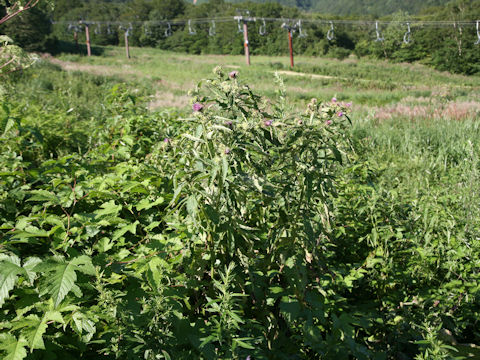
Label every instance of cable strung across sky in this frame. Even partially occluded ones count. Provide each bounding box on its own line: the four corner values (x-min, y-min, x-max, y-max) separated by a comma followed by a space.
55, 16, 480, 65
53, 17, 479, 27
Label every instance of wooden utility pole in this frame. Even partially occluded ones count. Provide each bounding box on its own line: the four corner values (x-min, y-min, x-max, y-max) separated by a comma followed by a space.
235, 12, 254, 66
125, 31, 130, 59
120, 25, 132, 59
282, 20, 296, 68
79, 21, 92, 56
243, 21, 250, 66
85, 24, 91, 56
288, 29, 294, 68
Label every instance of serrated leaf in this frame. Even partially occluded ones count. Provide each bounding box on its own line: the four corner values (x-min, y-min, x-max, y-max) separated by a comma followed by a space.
94, 200, 121, 218
1, 118, 15, 136
112, 221, 139, 241
11, 314, 47, 351
22, 257, 41, 284
0, 254, 25, 307
135, 197, 164, 211
94, 237, 113, 253
35, 256, 95, 307
45, 310, 64, 324
186, 196, 198, 217
26, 190, 60, 205
0, 334, 28, 360
71, 312, 96, 342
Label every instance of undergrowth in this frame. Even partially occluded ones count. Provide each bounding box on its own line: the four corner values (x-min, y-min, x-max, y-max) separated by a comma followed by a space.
0, 65, 479, 359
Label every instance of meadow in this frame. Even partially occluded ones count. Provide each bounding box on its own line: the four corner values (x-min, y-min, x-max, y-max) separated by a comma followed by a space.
1, 46, 480, 359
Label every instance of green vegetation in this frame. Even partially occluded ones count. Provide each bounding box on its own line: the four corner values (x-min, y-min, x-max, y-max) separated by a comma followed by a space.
0, 47, 479, 359
3, 0, 480, 74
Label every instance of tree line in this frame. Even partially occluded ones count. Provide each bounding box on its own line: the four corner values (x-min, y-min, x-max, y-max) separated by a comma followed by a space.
1, 0, 480, 74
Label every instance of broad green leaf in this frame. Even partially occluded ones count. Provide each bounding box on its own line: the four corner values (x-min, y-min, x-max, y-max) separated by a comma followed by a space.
0, 254, 25, 307
26, 190, 60, 205
112, 221, 139, 240
1, 118, 15, 136
135, 197, 164, 211
22, 257, 41, 284
11, 314, 47, 351
186, 196, 198, 217
71, 312, 96, 342
45, 310, 64, 324
0, 334, 28, 360
94, 200, 121, 218
94, 237, 113, 253
35, 256, 95, 307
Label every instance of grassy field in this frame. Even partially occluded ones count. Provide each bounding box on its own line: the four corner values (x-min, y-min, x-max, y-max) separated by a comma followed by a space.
52, 46, 480, 116
2, 46, 480, 359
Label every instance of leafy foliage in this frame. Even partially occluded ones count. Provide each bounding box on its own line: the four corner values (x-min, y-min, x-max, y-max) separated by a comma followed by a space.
0, 63, 479, 359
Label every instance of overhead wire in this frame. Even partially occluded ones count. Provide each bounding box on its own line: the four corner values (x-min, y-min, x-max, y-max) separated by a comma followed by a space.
54, 18, 479, 27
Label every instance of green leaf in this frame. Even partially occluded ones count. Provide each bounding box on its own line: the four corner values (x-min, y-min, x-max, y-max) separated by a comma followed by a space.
232, 337, 255, 350
135, 197, 164, 211
71, 312, 96, 342
94, 200, 121, 218
22, 257, 41, 284
162, 350, 172, 360
1, 118, 15, 137
0, 334, 28, 360
0, 254, 25, 307
12, 314, 47, 351
26, 190, 60, 205
186, 196, 198, 218
112, 221, 139, 240
35, 256, 95, 307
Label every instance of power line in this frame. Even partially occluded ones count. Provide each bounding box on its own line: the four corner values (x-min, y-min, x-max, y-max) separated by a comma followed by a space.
56, 16, 480, 64
53, 17, 480, 27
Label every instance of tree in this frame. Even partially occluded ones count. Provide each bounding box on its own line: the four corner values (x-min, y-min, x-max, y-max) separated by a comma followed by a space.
1, 5, 52, 52
0, 0, 51, 75
1, 0, 42, 25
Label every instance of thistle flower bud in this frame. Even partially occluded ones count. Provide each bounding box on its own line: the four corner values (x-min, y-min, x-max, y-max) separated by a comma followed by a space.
192, 103, 204, 112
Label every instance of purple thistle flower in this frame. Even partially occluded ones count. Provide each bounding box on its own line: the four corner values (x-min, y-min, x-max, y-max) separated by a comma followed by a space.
337, 111, 343, 117
163, 138, 170, 143
331, 97, 337, 103
346, 102, 352, 108
225, 121, 233, 129
224, 147, 231, 154
192, 103, 204, 112
264, 120, 272, 127
229, 71, 239, 79
246, 357, 251, 360
325, 120, 332, 125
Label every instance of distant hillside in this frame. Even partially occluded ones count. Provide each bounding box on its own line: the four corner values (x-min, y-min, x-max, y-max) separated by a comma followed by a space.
226, 0, 454, 15
54, 0, 456, 16
309, 0, 453, 15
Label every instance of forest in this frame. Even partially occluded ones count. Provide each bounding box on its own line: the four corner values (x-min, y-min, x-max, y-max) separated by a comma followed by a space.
2, 0, 480, 74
